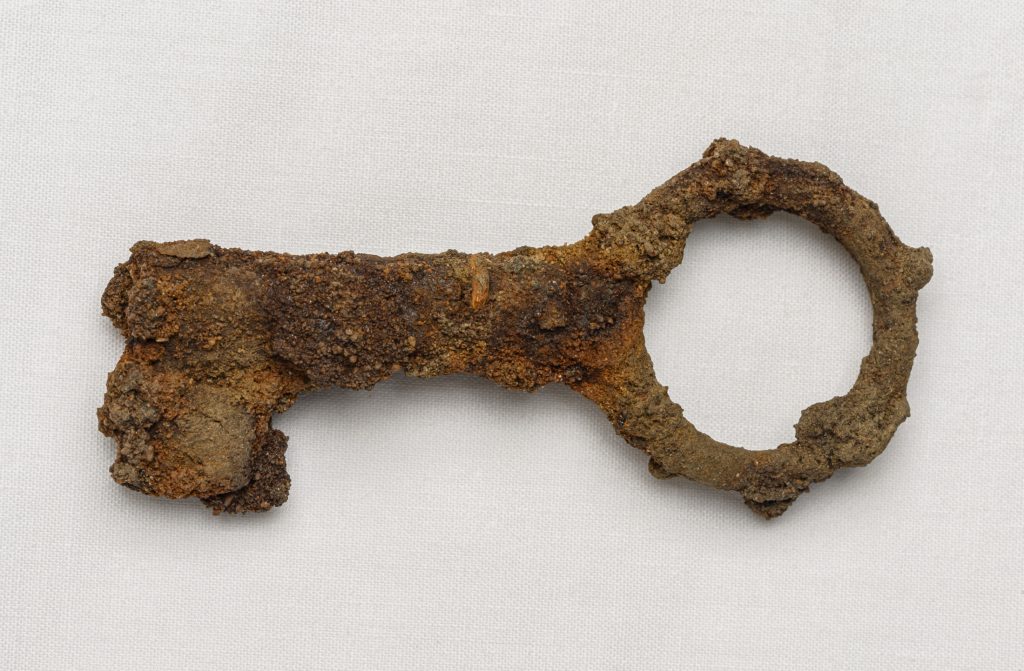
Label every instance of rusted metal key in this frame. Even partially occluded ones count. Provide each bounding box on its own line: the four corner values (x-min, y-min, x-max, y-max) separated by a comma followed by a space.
98, 140, 932, 518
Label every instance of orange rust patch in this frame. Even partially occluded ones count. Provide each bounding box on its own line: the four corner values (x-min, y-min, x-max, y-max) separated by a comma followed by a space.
469, 254, 489, 311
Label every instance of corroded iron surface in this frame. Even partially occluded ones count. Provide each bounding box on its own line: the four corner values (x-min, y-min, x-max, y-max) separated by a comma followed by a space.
99, 140, 932, 518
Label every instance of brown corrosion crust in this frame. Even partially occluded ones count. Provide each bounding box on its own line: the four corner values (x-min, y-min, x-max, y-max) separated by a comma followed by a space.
98, 139, 931, 518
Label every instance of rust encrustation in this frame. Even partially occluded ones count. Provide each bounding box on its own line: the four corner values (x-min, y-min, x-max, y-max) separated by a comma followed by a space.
98, 140, 932, 518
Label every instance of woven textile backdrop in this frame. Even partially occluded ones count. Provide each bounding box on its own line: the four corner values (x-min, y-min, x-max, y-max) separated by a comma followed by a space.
1, 2, 1021, 669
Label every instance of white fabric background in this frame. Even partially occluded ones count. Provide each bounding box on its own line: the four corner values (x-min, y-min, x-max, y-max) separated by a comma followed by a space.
1, 2, 1021, 669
